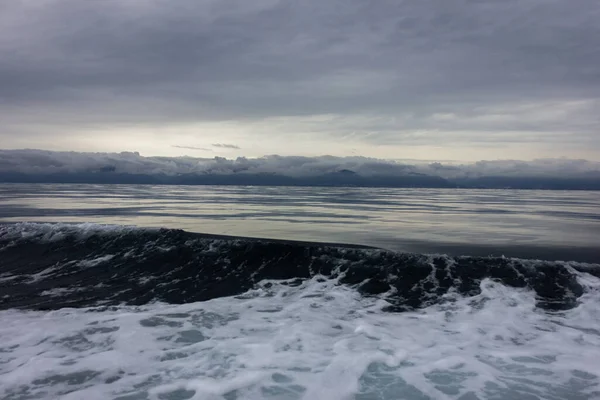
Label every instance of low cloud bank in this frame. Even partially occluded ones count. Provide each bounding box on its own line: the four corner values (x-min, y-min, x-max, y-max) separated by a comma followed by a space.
1, 149, 599, 189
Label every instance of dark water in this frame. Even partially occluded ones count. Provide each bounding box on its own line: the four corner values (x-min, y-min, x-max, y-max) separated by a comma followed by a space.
1, 184, 600, 400
0, 223, 594, 312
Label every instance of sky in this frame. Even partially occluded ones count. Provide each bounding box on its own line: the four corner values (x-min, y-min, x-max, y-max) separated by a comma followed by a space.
0, 0, 599, 162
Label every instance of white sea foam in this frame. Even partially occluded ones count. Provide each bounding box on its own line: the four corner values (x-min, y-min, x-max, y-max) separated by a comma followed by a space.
78, 255, 116, 268
1, 275, 600, 400
0, 222, 150, 245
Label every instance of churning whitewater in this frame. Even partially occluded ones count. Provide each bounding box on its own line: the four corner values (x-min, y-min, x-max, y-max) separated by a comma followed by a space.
1, 223, 600, 400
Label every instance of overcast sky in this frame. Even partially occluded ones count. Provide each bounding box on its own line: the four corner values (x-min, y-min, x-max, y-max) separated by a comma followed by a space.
0, 0, 599, 161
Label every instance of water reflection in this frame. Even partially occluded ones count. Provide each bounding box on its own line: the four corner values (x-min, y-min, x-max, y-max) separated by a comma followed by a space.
1, 184, 599, 261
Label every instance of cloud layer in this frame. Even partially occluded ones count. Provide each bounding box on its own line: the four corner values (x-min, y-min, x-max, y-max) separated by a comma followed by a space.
1, 150, 599, 189
212, 144, 241, 149
0, 0, 598, 160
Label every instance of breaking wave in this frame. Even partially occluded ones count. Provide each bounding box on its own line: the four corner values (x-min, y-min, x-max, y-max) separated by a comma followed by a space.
1, 223, 600, 400
1, 222, 597, 312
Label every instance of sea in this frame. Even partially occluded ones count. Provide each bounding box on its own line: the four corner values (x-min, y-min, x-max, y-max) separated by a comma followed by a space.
1, 183, 599, 400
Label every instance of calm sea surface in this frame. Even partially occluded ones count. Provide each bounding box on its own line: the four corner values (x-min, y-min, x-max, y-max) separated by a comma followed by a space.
1, 183, 598, 261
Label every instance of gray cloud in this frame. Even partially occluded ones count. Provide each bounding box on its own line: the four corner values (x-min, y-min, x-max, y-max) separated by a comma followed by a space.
172, 145, 212, 151
1, 149, 599, 180
213, 143, 241, 149
0, 0, 599, 157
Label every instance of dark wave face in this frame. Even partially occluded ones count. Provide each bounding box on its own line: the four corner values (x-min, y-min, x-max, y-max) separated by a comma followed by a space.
1, 223, 597, 312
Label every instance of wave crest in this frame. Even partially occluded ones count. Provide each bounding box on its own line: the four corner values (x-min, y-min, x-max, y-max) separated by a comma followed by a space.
1, 223, 598, 312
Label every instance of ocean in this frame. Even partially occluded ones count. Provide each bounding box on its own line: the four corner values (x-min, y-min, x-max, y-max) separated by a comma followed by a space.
1, 183, 599, 400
